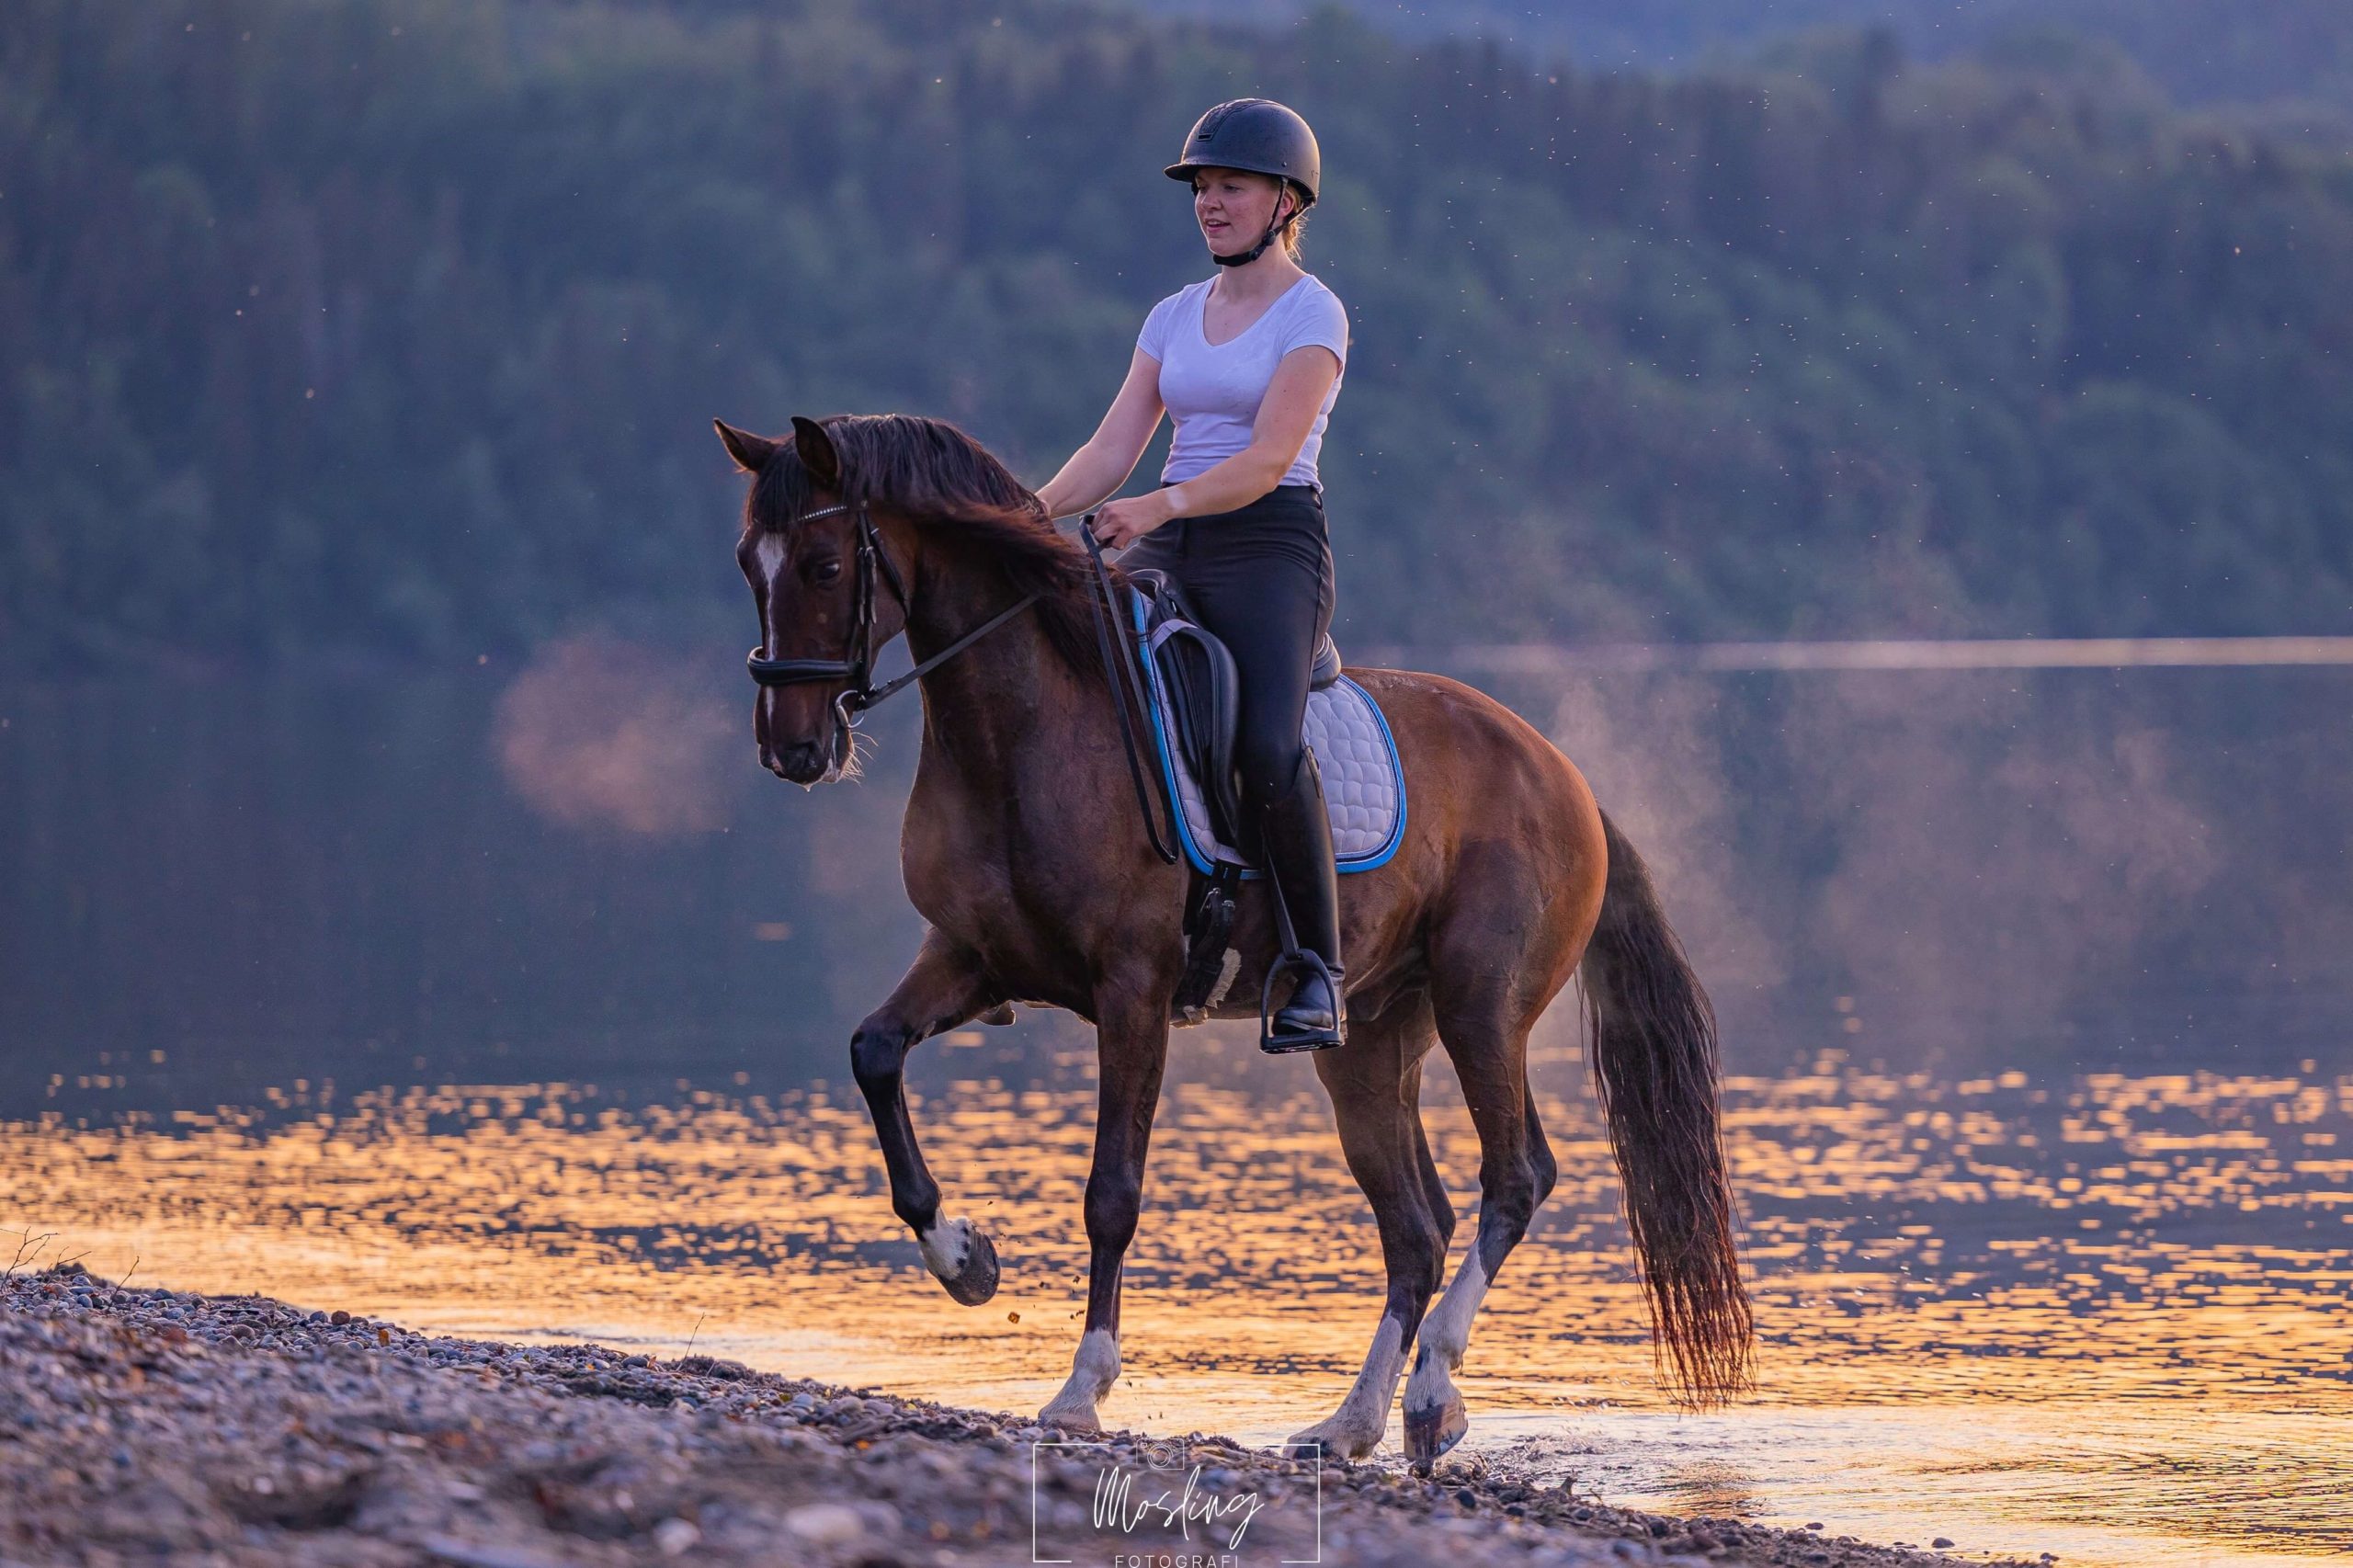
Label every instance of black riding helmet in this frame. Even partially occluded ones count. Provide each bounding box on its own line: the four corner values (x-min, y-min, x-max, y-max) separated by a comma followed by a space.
1165, 98, 1320, 267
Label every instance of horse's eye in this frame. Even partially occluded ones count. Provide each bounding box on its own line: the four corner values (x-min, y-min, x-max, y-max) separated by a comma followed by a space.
810, 558, 843, 584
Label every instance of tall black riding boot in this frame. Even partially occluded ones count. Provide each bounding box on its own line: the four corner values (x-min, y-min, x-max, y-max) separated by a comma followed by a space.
1258, 747, 1347, 1053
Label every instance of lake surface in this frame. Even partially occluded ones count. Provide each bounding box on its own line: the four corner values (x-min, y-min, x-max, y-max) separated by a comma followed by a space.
5, 651, 2349, 1564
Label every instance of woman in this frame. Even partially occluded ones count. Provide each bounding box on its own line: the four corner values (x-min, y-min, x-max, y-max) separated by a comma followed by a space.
1035, 97, 1352, 1052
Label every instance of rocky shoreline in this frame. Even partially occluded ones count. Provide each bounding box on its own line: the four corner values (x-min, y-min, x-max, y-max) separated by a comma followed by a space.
2, 1266, 2015, 1567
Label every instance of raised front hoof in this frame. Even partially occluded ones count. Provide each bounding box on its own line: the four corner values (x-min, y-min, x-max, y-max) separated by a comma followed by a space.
1402, 1392, 1467, 1474
1286, 1415, 1381, 1463
936, 1223, 1000, 1306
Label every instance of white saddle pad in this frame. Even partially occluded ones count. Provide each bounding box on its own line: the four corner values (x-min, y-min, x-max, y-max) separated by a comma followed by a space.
1140, 652, 1407, 878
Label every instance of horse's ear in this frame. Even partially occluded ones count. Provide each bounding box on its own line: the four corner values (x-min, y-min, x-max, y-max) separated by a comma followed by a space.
714, 419, 779, 474
790, 415, 843, 492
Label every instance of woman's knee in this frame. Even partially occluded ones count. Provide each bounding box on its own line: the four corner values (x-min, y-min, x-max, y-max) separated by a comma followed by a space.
1236, 728, 1307, 805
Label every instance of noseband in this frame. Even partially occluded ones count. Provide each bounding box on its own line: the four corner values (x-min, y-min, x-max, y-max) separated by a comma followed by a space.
745, 498, 1040, 730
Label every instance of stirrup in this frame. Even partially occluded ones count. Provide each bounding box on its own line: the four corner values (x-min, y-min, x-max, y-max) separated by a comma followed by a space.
1260, 949, 1347, 1054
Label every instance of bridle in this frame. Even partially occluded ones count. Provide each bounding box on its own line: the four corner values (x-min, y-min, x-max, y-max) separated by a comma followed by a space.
745, 498, 1040, 741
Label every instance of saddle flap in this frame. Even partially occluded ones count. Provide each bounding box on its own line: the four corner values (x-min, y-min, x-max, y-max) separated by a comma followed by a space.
1130, 574, 1245, 846
1130, 581, 1407, 880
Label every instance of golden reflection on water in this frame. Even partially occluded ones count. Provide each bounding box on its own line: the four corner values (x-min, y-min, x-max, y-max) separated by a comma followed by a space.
7, 1050, 2351, 1563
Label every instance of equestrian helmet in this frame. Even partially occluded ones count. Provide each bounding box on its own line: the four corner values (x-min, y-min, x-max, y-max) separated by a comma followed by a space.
1165, 98, 1320, 207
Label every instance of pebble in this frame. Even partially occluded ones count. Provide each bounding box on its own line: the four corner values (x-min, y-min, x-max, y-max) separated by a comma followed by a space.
652, 1517, 699, 1556
1933, 1538, 1955, 1549
782, 1502, 867, 1545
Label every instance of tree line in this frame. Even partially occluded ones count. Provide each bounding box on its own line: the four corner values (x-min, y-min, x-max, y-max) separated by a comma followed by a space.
6, 0, 2350, 670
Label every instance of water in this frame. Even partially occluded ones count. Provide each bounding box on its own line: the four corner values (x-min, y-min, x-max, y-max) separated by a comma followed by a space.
5, 649, 2350, 1564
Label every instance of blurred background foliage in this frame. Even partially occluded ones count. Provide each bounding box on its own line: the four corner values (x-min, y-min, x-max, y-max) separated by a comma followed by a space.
6, 0, 2351, 669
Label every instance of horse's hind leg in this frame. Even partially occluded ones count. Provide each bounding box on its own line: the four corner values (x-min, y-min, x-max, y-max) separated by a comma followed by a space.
1287, 993, 1454, 1461
1403, 920, 1570, 1471
852, 927, 1006, 1307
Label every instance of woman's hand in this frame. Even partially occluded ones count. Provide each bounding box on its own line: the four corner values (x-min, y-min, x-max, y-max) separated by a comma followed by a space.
1090, 490, 1176, 551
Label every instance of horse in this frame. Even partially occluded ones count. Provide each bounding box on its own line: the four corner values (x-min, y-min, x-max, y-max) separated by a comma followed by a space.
716, 411, 1751, 1469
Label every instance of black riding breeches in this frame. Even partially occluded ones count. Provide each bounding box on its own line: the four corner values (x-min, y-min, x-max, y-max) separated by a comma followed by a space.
1123, 483, 1336, 819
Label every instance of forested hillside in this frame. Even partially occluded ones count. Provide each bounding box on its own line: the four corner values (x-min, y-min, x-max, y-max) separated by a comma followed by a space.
6, 0, 2352, 669
1148, 0, 2353, 124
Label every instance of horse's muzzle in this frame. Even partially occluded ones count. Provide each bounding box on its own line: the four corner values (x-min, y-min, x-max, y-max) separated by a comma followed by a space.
763, 740, 828, 783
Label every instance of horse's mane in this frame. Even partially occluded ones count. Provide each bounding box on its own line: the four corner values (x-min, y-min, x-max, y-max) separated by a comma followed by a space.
746, 414, 1103, 680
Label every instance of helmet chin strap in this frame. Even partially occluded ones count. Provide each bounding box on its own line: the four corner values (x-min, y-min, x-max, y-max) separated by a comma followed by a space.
1211, 190, 1302, 267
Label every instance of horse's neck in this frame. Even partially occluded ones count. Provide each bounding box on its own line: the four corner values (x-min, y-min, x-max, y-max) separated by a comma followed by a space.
904, 552, 1103, 798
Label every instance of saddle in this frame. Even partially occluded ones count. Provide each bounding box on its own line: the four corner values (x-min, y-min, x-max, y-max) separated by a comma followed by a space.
1126, 567, 1339, 851
1122, 570, 1405, 1024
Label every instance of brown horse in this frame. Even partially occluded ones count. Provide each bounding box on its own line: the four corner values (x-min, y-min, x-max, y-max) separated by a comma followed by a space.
718, 411, 1751, 1468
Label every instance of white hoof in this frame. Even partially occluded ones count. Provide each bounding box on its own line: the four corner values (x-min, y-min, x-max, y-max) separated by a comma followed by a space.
1287, 1411, 1384, 1462
1039, 1392, 1102, 1432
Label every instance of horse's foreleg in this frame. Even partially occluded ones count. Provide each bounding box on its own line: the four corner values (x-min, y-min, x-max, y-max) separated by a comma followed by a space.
1286, 994, 1450, 1461
1040, 982, 1170, 1433
852, 927, 1006, 1307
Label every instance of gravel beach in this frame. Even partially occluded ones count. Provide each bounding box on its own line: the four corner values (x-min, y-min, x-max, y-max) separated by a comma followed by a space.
1, 1266, 2016, 1568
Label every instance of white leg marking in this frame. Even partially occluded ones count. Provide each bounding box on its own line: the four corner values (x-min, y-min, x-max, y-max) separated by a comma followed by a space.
1040, 1327, 1120, 1429
916, 1215, 973, 1280
1290, 1315, 1407, 1460
1405, 1252, 1490, 1410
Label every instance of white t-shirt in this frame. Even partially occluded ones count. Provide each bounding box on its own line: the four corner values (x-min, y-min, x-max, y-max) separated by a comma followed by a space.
1136, 272, 1349, 492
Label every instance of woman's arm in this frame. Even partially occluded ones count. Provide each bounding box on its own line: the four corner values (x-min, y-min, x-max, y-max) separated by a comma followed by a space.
1035, 348, 1166, 519
1090, 345, 1340, 548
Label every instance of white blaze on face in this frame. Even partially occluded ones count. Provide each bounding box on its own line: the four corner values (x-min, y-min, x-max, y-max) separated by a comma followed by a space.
752, 532, 790, 661
754, 533, 789, 598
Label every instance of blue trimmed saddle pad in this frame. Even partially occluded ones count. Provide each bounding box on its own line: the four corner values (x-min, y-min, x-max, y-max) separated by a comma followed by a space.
1131, 590, 1406, 877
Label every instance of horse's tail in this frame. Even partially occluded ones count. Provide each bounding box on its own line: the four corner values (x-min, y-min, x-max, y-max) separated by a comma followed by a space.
1578, 810, 1755, 1405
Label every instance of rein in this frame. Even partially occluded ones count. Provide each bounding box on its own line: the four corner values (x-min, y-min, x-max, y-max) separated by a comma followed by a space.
1079, 516, 1182, 866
